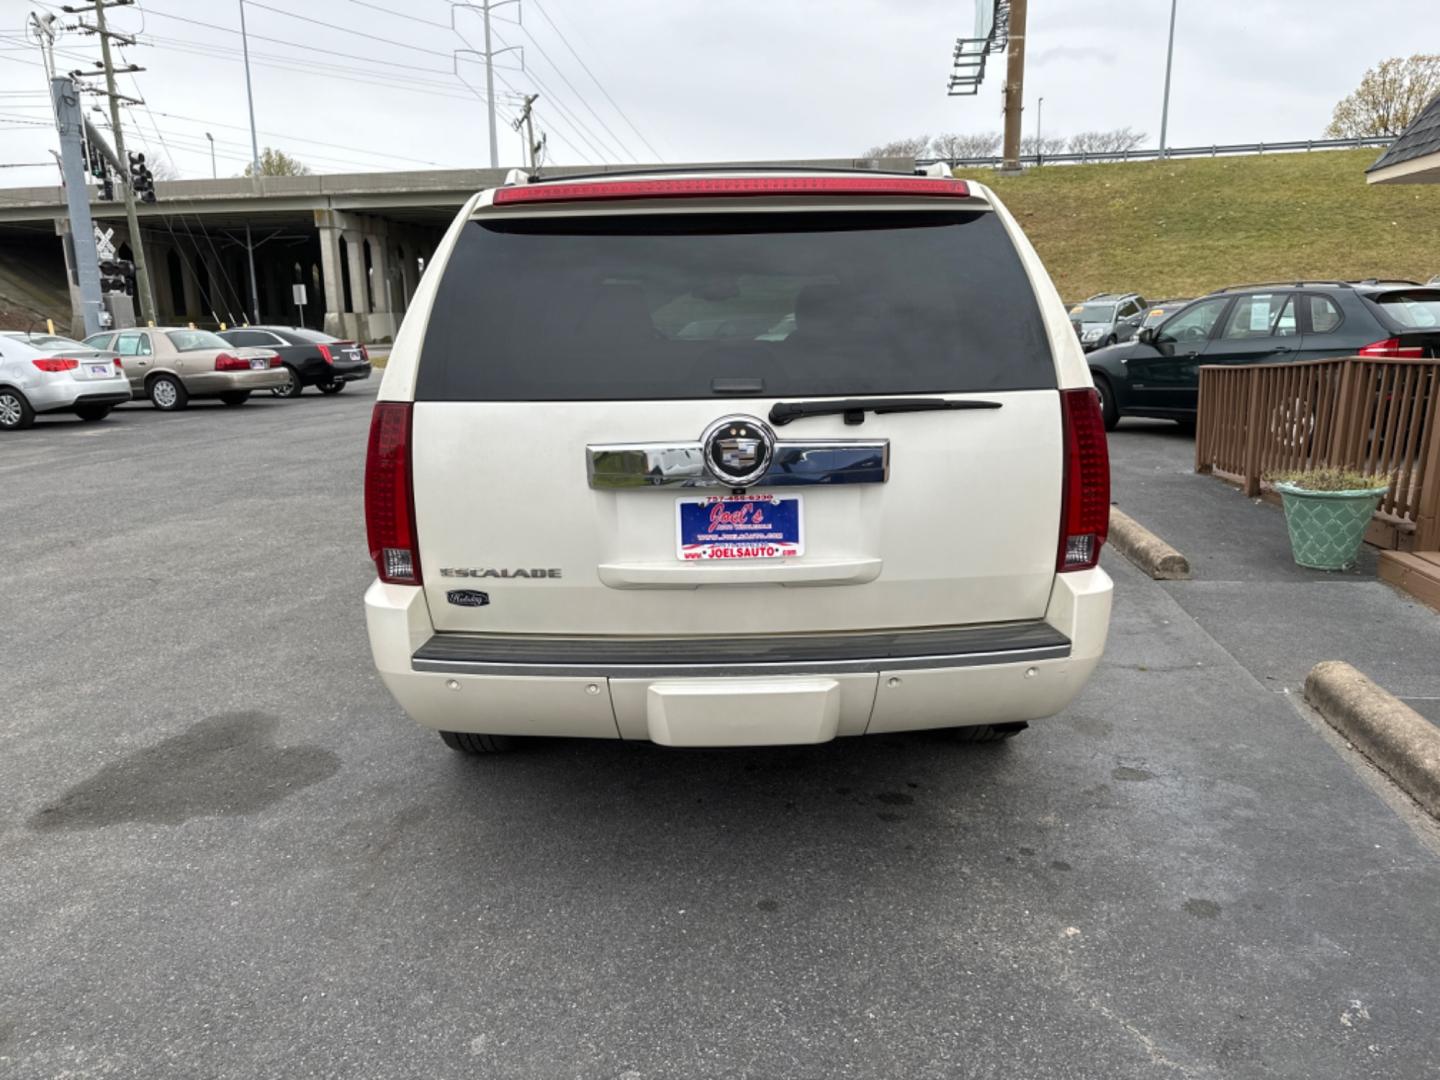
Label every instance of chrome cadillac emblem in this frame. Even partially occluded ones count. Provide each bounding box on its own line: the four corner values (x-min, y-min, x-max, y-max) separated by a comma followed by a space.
701, 415, 774, 487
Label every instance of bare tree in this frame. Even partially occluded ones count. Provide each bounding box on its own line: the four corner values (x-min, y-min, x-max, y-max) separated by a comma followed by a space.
148, 155, 179, 181
1326, 54, 1440, 138
930, 131, 1002, 160
862, 135, 931, 159
1019, 134, 1068, 159
1067, 127, 1147, 155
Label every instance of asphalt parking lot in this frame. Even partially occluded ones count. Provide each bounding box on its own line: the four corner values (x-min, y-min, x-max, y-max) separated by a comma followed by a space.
3, 390, 1440, 1079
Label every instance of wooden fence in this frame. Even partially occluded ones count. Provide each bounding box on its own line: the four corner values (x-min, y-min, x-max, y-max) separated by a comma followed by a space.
1194, 357, 1440, 550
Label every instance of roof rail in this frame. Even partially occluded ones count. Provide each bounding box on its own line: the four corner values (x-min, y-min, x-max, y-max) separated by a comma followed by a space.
1208, 280, 1352, 293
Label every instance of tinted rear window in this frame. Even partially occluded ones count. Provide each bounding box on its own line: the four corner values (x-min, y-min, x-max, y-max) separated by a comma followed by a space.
417, 210, 1054, 401
281, 328, 339, 344
1369, 290, 1440, 330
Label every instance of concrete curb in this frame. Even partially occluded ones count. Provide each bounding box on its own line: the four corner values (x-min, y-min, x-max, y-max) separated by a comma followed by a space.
1305, 661, 1440, 819
1108, 507, 1192, 580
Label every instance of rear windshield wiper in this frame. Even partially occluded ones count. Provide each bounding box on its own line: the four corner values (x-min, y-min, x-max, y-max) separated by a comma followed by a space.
768, 397, 1002, 426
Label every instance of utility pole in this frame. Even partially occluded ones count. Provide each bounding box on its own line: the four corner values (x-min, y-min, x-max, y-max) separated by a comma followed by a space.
28, 12, 59, 80
451, 2, 522, 167
512, 93, 543, 170
237, 0, 261, 322
50, 75, 105, 336
68, 0, 156, 324
1159, 0, 1178, 157
482, 0, 499, 167
999, 0, 1028, 172
1036, 95, 1044, 167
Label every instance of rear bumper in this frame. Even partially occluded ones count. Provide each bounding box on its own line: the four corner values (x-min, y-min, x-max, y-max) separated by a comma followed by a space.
365, 568, 1113, 745
29, 378, 132, 413
184, 369, 288, 395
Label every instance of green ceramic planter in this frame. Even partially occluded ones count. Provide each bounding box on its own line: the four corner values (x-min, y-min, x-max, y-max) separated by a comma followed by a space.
1273, 482, 1390, 571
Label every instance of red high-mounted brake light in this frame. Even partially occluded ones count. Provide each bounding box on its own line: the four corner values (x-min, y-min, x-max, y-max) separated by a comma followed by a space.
32, 358, 79, 372
1057, 388, 1111, 572
214, 353, 250, 371
365, 402, 421, 585
317, 343, 333, 364
492, 175, 972, 206
1358, 338, 1423, 359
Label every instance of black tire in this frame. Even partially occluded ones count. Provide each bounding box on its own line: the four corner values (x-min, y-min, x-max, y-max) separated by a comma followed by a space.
148, 374, 188, 411
0, 388, 35, 431
220, 391, 251, 406
1173, 418, 1196, 434
270, 365, 302, 398
946, 722, 1028, 743
1093, 374, 1120, 431
439, 730, 515, 754
74, 403, 113, 422
317, 378, 346, 395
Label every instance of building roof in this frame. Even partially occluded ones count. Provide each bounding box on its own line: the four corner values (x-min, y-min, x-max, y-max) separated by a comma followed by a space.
1366, 92, 1440, 183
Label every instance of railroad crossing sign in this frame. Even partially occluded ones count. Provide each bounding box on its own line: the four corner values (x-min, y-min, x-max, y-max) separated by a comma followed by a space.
94, 225, 116, 260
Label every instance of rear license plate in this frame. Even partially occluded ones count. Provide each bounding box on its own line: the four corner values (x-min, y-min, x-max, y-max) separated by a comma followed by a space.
86, 363, 111, 378
249, 358, 267, 370
677, 494, 803, 561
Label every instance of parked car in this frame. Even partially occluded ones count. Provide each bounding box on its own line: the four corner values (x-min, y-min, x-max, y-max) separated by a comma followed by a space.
216, 326, 371, 397
82, 327, 285, 410
1087, 281, 1440, 430
1138, 298, 1191, 331
363, 169, 1113, 754
1070, 292, 1147, 351
0, 330, 130, 431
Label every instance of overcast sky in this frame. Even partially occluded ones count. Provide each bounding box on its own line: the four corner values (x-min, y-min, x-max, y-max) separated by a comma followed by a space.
0, 0, 1432, 188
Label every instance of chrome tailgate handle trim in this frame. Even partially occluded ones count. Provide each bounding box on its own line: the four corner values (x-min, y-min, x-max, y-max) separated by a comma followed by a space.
587, 439, 888, 489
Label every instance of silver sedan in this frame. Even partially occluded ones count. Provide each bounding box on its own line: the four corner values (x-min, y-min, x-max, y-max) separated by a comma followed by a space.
0, 331, 131, 431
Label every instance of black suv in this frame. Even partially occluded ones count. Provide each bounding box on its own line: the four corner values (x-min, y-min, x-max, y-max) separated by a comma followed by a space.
217, 326, 371, 397
1088, 281, 1440, 430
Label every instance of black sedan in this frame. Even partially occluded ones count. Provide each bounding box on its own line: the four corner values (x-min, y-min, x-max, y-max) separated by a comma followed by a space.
217, 326, 371, 397
1086, 281, 1440, 431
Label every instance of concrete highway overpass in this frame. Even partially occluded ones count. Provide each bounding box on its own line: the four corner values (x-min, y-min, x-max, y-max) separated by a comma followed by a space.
0, 159, 904, 340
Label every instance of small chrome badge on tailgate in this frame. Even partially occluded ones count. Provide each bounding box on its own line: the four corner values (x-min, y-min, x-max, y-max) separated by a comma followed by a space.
446, 589, 490, 607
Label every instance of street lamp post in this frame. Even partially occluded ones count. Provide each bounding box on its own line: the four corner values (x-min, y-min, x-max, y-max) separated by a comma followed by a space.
1036, 96, 1044, 166
1159, 0, 1178, 157
236, 0, 261, 323
205, 132, 215, 179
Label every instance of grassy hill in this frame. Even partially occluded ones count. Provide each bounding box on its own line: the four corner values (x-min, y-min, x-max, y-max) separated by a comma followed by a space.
955, 149, 1440, 302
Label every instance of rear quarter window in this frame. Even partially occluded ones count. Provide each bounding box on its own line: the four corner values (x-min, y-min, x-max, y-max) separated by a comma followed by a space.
417, 209, 1056, 401
1368, 290, 1440, 330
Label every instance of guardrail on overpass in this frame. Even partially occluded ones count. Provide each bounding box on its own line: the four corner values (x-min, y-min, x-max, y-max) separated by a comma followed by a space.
922, 135, 1394, 170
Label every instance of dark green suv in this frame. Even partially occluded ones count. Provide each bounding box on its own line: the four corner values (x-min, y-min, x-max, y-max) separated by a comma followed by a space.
1087, 281, 1440, 430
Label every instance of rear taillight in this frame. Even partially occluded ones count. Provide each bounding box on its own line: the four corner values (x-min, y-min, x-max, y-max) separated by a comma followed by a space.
365, 402, 421, 585
269, 355, 282, 368
214, 353, 249, 371
360, 344, 369, 362
1358, 338, 1423, 359
32, 358, 79, 372
1057, 388, 1111, 572
317, 343, 333, 364
114, 358, 123, 369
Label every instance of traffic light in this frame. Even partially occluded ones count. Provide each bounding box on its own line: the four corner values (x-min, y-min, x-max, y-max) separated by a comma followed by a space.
100, 168, 114, 201
128, 151, 156, 204
98, 259, 127, 294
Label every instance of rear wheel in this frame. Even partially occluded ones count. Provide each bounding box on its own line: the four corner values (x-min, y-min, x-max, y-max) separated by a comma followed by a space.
0, 389, 35, 431
1092, 375, 1120, 431
946, 722, 1028, 743
270, 365, 302, 398
439, 730, 516, 754
149, 374, 188, 411
74, 403, 113, 422
220, 391, 251, 406
318, 378, 346, 395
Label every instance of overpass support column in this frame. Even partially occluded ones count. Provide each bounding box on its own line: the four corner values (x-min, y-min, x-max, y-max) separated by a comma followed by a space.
397, 241, 414, 311
366, 226, 395, 342
315, 210, 348, 337
343, 228, 370, 343
148, 241, 172, 325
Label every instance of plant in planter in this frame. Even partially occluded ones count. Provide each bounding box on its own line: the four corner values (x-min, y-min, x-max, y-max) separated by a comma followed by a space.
1265, 467, 1392, 571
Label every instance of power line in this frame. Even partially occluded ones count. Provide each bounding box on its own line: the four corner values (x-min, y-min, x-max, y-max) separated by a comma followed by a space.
237, 1, 455, 59
527, 0, 663, 160
512, 18, 637, 162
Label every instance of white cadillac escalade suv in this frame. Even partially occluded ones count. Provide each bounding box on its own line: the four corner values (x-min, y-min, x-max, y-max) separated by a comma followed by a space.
364, 168, 1113, 753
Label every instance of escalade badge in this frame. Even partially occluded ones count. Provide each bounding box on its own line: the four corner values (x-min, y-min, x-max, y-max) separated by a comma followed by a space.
701, 415, 774, 487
